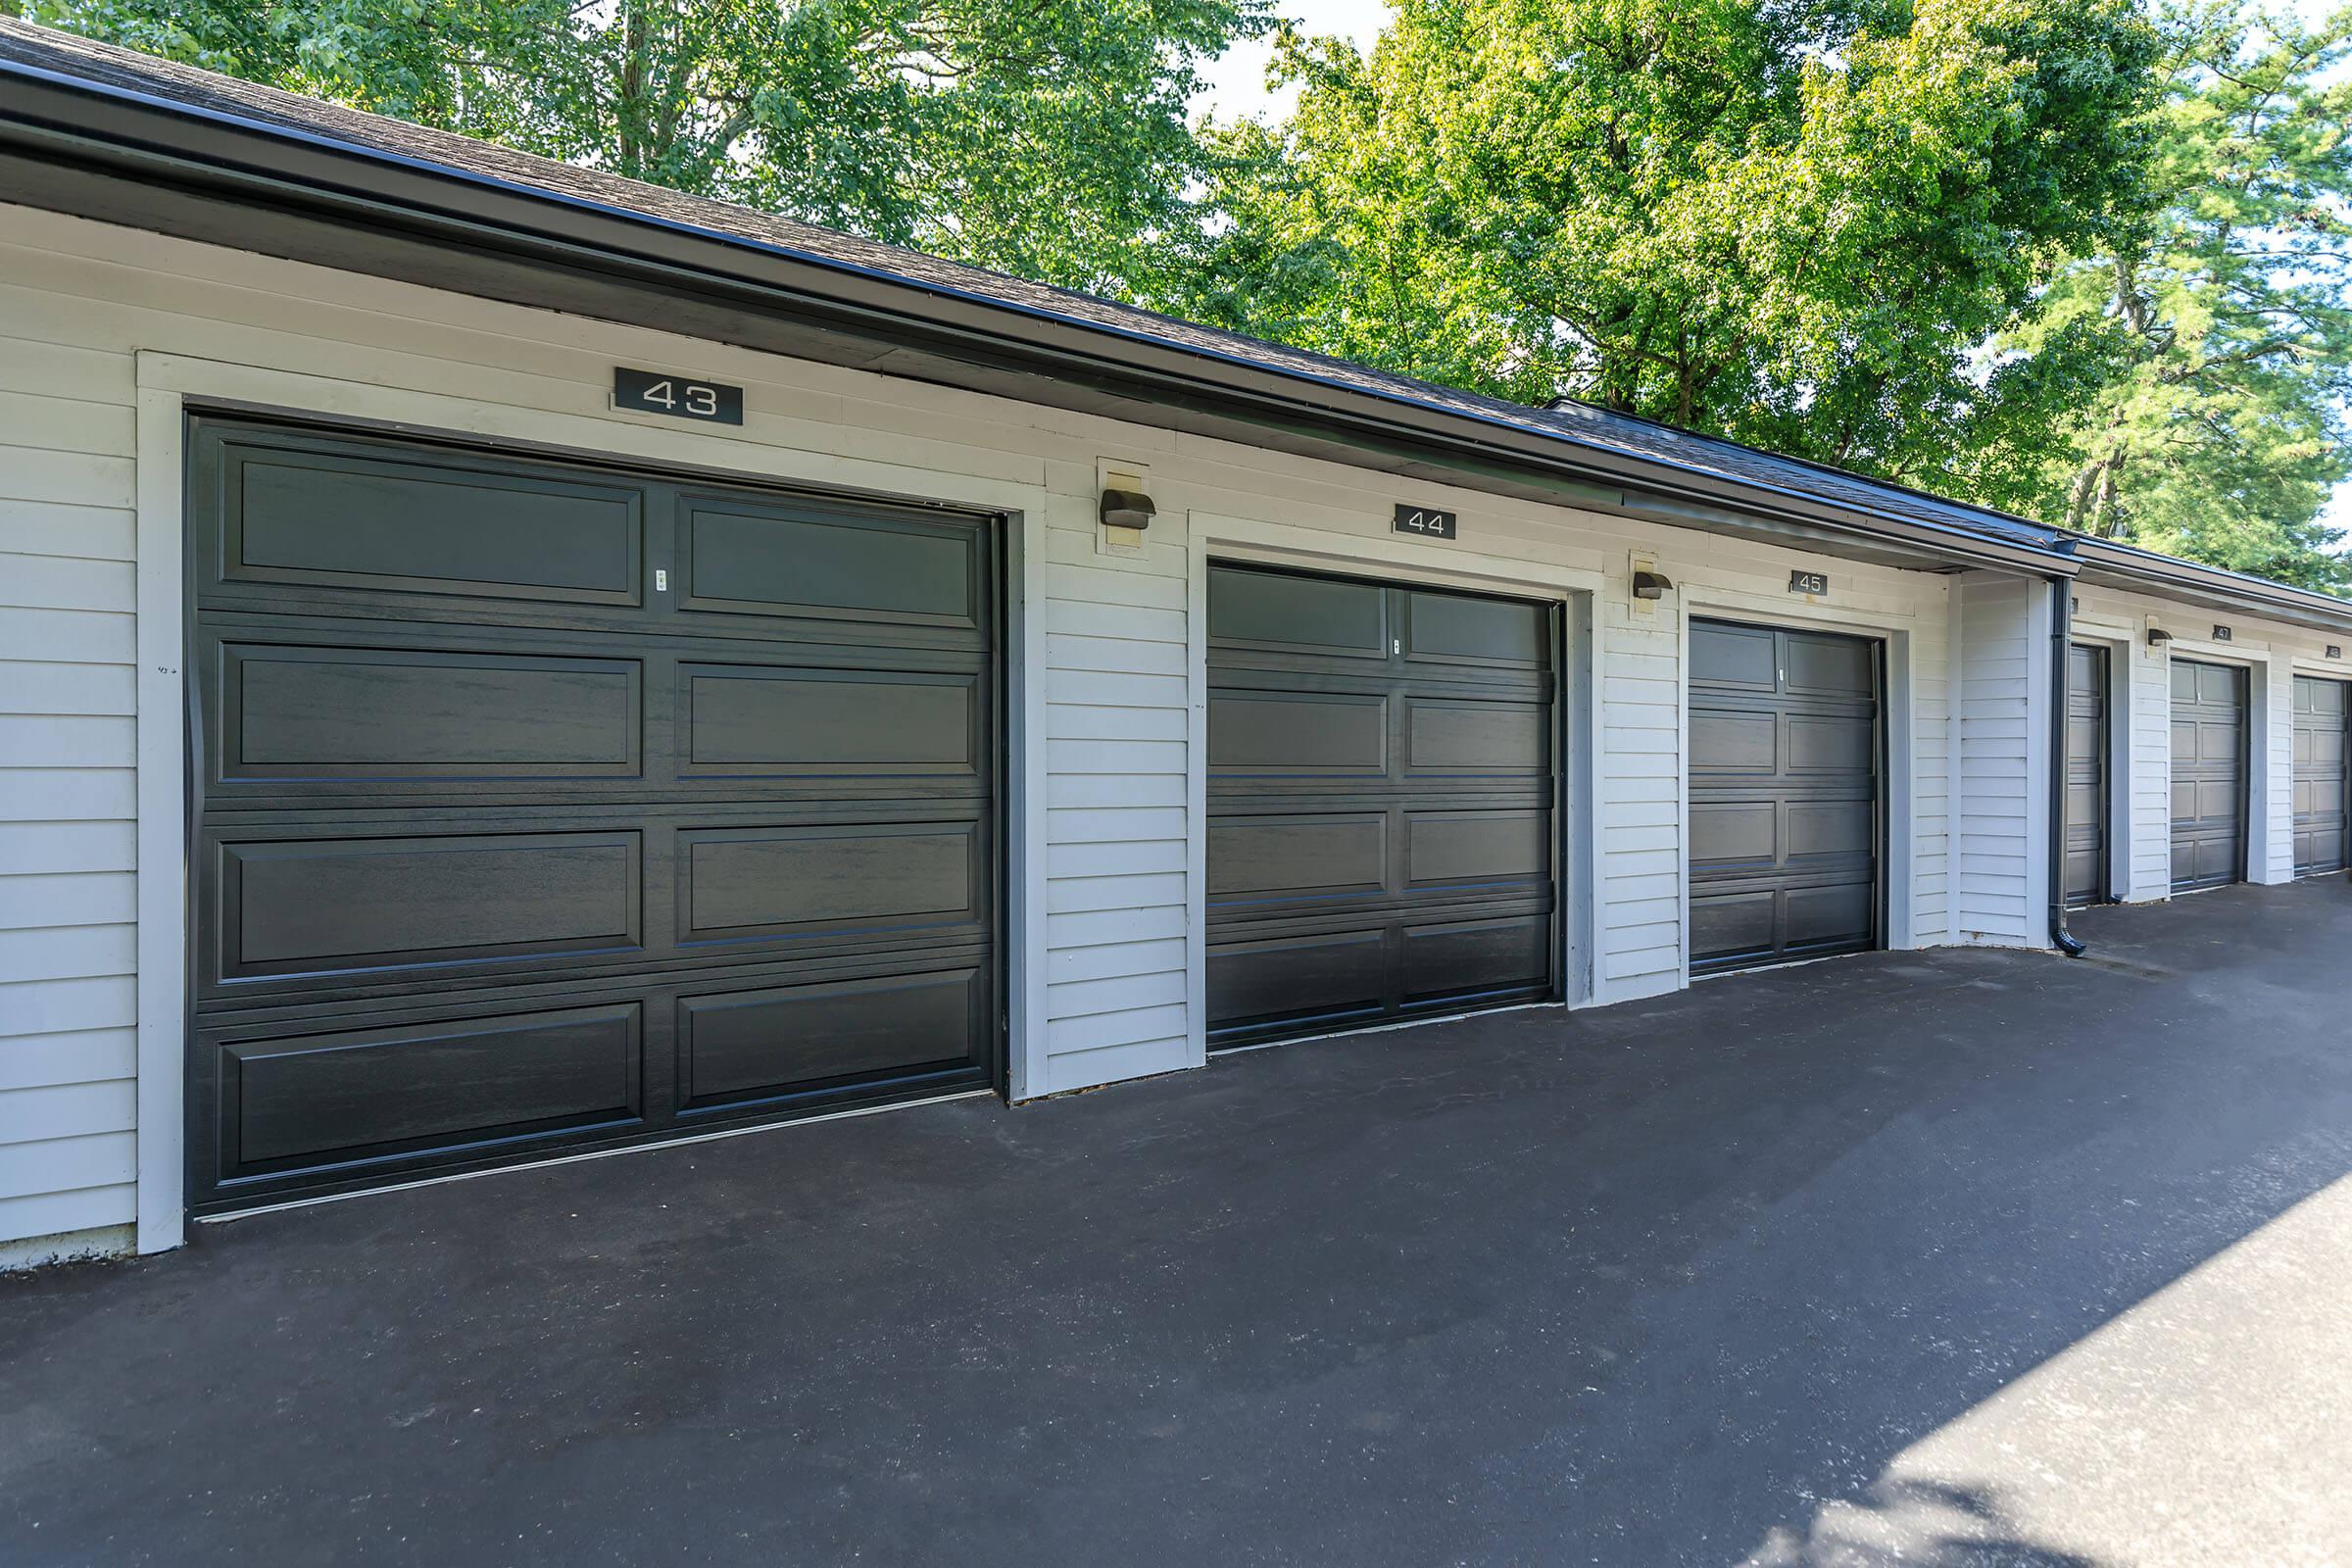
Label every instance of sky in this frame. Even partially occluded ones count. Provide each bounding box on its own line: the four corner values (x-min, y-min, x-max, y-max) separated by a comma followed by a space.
1192, 1, 2352, 538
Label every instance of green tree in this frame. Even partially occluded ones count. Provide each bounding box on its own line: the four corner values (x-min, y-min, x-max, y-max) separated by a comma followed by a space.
1950, 3, 2352, 587
1176, 0, 2163, 475
27, 0, 1271, 296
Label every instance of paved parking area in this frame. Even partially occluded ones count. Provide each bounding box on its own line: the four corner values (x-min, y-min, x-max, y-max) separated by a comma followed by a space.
5, 882, 2349, 1566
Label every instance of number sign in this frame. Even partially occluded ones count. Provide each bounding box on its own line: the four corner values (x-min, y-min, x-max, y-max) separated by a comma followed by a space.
1788, 569, 1830, 597
1393, 504, 1458, 540
614, 367, 743, 425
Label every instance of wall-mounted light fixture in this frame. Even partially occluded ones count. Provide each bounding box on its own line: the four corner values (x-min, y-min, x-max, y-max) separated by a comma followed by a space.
1100, 488, 1156, 531
1632, 569, 1674, 601
2147, 625, 2175, 647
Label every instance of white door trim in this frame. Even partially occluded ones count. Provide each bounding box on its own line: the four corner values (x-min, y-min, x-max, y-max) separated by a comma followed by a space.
130, 351, 1056, 1249
1182, 511, 1604, 1064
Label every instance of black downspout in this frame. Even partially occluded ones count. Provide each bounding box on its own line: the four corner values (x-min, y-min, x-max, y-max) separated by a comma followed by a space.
2049, 576, 2088, 956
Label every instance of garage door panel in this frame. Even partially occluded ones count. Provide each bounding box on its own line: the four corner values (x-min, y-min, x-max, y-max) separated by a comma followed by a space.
1785, 882, 1873, 952
1207, 813, 1388, 904
216, 1002, 644, 1173
2193, 779, 2238, 818
1208, 564, 1387, 658
220, 439, 643, 606
1689, 619, 1881, 973
681, 822, 980, 941
1786, 800, 1872, 861
1783, 634, 1874, 697
221, 641, 643, 777
678, 494, 980, 629
1690, 889, 1777, 968
682, 665, 978, 774
1690, 708, 1777, 774
1403, 699, 1548, 773
1209, 691, 1388, 774
1403, 590, 1547, 667
1207, 928, 1389, 1039
1690, 621, 1777, 690
1400, 914, 1550, 1004
1690, 800, 1777, 871
1788, 714, 1873, 774
1405, 809, 1550, 889
678, 967, 983, 1110
217, 831, 642, 982
187, 416, 1002, 1211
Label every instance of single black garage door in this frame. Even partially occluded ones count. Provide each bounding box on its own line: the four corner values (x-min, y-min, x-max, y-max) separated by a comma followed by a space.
1204, 564, 1559, 1048
1689, 618, 1881, 973
2293, 674, 2348, 877
2065, 643, 2111, 907
2170, 659, 2247, 892
186, 416, 1001, 1212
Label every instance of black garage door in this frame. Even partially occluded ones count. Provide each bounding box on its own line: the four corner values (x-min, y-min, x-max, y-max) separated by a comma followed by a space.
1204, 564, 1559, 1048
186, 416, 1000, 1212
2170, 659, 2247, 892
2293, 674, 2348, 877
1689, 619, 1881, 972
2065, 643, 2111, 907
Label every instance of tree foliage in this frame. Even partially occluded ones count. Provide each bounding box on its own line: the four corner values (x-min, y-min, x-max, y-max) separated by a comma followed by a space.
25, 0, 1272, 295
1175, 0, 2163, 476
1948, 2, 2352, 587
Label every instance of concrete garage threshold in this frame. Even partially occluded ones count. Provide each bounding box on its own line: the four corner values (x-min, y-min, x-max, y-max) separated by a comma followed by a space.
5, 886, 2350, 1567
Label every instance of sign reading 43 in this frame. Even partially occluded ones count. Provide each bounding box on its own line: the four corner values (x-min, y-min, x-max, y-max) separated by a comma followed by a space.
614, 367, 744, 425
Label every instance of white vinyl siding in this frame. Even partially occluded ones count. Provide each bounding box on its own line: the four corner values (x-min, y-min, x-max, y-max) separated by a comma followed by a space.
2074, 586, 2331, 898
0, 201, 2010, 1256
1950, 574, 2044, 944
0, 312, 141, 1259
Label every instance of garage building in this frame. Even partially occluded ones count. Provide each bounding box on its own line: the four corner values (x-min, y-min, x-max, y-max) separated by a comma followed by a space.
2, 21, 2349, 1265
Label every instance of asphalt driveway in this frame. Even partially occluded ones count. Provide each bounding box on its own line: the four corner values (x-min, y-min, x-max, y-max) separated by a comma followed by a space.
6, 883, 2350, 1566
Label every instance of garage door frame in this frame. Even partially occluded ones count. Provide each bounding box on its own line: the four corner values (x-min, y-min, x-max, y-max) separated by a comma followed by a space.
2291, 671, 2349, 878
131, 357, 1051, 1249
1182, 518, 1601, 1055
1676, 596, 1924, 980
1200, 559, 1570, 1048
2168, 655, 2252, 894
2064, 641, 2112, 908
1684, 613, 1889, 974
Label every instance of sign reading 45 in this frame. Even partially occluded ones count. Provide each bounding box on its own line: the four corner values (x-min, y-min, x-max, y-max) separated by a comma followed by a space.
614, 367, 744, 425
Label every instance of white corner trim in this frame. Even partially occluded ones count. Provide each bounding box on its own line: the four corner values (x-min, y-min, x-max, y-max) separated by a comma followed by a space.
131, 373, 187, 1255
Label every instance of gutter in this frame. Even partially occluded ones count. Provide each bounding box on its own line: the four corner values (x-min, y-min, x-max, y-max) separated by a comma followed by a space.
0, 50, 2076, 576
2071, 537, 2352, 634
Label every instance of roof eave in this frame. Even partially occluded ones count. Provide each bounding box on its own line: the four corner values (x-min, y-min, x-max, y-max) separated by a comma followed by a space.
0, 54, 2074, 575
2072, 538, 2352, 634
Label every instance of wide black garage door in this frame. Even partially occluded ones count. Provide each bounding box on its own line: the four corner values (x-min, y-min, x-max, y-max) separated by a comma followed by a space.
2170, 659, 2246, 892
1689, 619, 1881, 973
2065, 643, 2111, 907
2293, 674, 2348, 877
186, 416, 1000, 1212
1204, 564, 1558, 1048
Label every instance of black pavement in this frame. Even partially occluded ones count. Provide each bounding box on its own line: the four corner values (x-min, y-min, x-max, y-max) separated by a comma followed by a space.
6, 881, 2349, 1566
